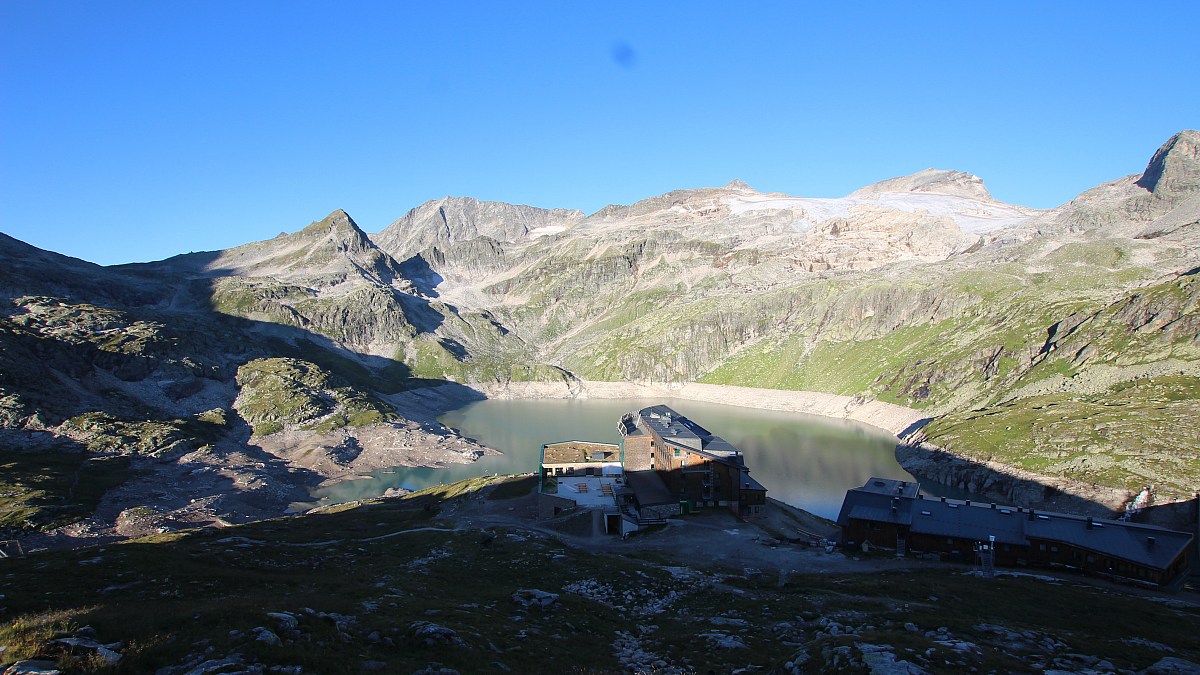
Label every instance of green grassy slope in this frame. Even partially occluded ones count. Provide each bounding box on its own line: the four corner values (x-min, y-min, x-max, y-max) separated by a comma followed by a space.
564, 243, 1199, 498
0, 451, 132, 534
233, 358, 398, 436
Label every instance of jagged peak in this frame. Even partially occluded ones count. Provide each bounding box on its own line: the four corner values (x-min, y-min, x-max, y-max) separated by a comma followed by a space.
850, 168, 994, 201
1136, 130, 1200, 197
301, 209, 364, 234
293, 209, 374, 249
723, 179, 756, 192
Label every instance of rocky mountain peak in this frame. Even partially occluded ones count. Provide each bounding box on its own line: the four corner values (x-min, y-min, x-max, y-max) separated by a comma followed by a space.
297, 209, 376, 254
723, 179, 756, 192
1136, 130, 1200, 198
850, 168, 994, 202
299, 209, 366, 238
372, 197, 585, 262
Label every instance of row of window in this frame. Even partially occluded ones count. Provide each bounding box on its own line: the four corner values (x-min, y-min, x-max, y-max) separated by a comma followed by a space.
550, 466, 600, 476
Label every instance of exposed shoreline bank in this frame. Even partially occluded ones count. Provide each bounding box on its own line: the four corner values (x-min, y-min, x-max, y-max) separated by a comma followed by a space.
417, 379, 1181, 524
464, 380, 929, 437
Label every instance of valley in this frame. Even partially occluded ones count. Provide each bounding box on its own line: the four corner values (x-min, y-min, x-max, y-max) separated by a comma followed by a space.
1, 130, 1198, 553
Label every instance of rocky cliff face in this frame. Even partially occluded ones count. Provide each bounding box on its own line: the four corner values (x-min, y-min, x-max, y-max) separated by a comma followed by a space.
1045, 130, 1200, 237
372, 196, 584, 263
1136, 129, 1200, 199
850, 168, 997, 201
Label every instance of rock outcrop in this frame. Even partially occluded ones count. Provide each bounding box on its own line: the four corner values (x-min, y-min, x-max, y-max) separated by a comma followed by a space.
850, 168, 996, 201
1136, 129, 1200, 199
373, 196, 584, 262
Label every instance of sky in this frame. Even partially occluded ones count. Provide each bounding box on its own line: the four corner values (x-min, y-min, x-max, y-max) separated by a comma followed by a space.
1, 2, 1198, 266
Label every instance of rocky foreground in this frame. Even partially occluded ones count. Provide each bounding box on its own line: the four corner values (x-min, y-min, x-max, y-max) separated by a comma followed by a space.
1, 476, 1197, 674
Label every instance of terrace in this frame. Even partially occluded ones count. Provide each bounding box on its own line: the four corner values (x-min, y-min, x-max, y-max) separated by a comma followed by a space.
548, 474, 623, 508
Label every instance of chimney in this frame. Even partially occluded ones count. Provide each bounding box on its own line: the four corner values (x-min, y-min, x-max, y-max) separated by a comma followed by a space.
1028, 509, 1036, 521
991, 503, 997, 509
965, 500, 971, 507
941, 496, 946, 502
1086, 517, 1094, 530
891, 497, 899, 513
1147, 537, 1156, 549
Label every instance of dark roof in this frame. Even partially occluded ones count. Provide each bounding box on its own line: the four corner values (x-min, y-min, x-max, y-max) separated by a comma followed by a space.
837, 489, 915, 527
910, 499, 1027, 546
740, 470, 768, 493
1026, 511, 1193, 571
631, 405, 742, 462
856, 477, 920, 499
617, 412, 644, 437
838, 478, 1195, 572
625, 470, 677, 506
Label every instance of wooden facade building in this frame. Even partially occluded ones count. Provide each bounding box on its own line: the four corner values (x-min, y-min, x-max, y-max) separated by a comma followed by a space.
838, 477, 1194, 587
619, 405, 767, 517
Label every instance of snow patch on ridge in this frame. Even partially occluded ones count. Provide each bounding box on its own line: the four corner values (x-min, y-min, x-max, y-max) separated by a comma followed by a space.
528, 225, 568, 239
723, 192, 1041, 233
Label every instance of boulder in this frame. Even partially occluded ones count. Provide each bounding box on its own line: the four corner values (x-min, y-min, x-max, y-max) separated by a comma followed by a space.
2, 661, 62, 675
511, 588, 558, 609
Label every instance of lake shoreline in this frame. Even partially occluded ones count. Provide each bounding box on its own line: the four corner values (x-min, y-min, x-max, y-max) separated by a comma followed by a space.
465, 380, 929, 437
408, 379, 1148, 520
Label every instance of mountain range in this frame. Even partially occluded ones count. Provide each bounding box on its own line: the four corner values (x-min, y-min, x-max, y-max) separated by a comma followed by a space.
2, 130, 1198, 543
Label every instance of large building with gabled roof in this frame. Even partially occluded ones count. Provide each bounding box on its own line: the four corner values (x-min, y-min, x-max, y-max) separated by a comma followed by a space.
619, 404, 768, 517
838, 477, 1194, 587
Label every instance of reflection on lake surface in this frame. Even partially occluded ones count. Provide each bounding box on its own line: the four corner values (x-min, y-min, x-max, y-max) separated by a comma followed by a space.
310, 397, 928, 520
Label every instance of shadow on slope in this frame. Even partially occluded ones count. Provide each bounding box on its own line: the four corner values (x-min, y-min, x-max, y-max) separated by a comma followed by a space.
895, 440, 1199, 535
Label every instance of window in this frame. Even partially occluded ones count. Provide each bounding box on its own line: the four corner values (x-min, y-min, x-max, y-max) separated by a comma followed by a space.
1050, 546, 1058, 553
1039, 544, 1047, 552
673, 448, 680, 457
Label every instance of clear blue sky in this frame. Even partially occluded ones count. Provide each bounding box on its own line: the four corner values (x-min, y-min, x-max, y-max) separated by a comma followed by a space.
2, 2, 1197, 265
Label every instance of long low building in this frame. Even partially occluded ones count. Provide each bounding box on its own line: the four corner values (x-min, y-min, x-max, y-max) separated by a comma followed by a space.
838, 477, 1194, 587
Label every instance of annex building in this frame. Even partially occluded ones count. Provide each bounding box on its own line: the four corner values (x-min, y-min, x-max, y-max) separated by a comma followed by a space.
838, 477, 1194, 587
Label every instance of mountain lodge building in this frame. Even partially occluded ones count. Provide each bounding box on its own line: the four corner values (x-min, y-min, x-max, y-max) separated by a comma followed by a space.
838, 477, 1194, 588
537, 405, 768, 532
618, 404, 768, 517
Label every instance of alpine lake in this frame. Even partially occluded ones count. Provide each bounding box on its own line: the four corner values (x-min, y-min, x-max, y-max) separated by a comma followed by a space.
308, 397, 949, 520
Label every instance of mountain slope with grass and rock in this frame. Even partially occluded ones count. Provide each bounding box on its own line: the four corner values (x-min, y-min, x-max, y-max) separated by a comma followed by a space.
2, 131, 1198, 550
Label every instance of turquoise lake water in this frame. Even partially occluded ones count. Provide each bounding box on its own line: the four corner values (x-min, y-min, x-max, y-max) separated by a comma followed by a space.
309, 397, 927, 520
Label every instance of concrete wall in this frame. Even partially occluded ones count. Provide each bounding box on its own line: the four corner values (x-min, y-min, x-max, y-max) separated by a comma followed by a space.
639, 502, 682, 520
537, 493, 578, 520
